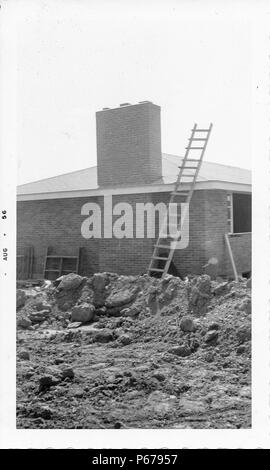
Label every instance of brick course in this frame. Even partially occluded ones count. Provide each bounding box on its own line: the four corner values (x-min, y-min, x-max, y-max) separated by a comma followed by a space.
17, 189, 251, 279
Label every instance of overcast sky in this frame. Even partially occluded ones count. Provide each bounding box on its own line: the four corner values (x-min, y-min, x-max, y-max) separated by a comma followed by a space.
15, 0, 253, 185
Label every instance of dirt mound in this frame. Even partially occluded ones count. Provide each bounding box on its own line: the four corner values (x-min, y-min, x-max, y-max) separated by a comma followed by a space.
16, 273, 251, 429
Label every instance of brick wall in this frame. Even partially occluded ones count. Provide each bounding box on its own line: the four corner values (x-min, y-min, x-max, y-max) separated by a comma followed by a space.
17, 189, 251, 279
96, 102, 162, 187
17, 197, 100, 278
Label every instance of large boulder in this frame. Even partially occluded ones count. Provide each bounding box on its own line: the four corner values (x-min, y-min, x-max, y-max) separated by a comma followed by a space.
105, 288, 138, 309
57, 273, 84, 291
71, 302, 95, 323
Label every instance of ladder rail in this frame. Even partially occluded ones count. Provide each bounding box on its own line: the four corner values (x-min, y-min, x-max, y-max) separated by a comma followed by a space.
147, 123, 213, 277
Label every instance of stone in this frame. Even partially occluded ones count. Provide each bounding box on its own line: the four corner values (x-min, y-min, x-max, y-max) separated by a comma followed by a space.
212, 282, 229, 296
29, 310, 50, 323
17, 317, 32, 329
91, 328, 114, 343
67, 321, 82, 329
57, 273, 84, 291
17, 290, 26, 309
236, 345, 246, 355
246, 278, 252, 289
118, 334, 131, 346
152, 371, 166, 382
92, 273, 108, 307
18, 350, 30, 360
236, 325, 251, 343
204, 329, 219, 343
207, 321, 220, 331
31, 405, 53, 420
179, 316, 195, 332
35, 300, 52, 312
105, 288, 138, 309
187, 274, 212, 316
39, 375, 60, 389
168, 345, 191, 357
121, 305, 141, 318
71, 302, 95, 323
238, 298, 251, 315
61, 367, 75, 379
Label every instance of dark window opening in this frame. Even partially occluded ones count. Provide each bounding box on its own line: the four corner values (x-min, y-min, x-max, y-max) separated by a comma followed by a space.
233, 193, 251, 233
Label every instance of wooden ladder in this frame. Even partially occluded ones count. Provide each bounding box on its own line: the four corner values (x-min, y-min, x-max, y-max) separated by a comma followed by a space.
147, 123, 213, 278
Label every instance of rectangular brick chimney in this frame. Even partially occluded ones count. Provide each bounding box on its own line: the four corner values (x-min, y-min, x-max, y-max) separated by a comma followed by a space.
96, 101, 162, 186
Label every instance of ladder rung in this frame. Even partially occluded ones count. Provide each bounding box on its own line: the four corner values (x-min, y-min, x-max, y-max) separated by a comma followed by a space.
187, 159, 200, 162
178, 166, 198, 169
194, 128, 210, 132
189, 138, 207, 141
186, 147, 205, 150
149, 268, 165, 273
154, 244, 171, 249
151, 256, 169, 261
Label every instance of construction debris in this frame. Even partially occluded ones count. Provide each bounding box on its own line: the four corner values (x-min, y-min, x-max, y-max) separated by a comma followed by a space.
17, 272, 251, 429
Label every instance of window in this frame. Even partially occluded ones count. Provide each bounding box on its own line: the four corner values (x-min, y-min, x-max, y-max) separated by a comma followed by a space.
227, 192, 251, 234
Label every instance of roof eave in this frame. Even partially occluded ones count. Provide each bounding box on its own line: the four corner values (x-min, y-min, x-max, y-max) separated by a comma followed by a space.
17, 180, 251, 201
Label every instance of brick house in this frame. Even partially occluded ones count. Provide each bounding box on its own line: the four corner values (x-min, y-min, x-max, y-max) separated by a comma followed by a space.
17, 101, 251, 280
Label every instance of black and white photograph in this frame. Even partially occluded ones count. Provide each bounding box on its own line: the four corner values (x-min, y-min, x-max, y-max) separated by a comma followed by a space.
0, 0, 269, 450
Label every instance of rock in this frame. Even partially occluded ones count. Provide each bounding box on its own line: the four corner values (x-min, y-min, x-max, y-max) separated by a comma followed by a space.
17, 317, 32, 329
147, 287, 160, 315
118, 334, 131, 346
91, 328, 114, 343
152, 371, 166, 382
204, 351, 215, 362
236, 325, 251, 343
207, 321, 219, 331
179, 316, 195, 332
121, 305, 141, 318
187, 275, 211, 316
30, 405, 53, 420
35, 301, 52, 312
17, 290, 26, 309
105, 288, 138, 309
71, 303, 95, 323
168, 345, 191, 357
204, 330, 219, 343
236, 345, 246, 355
212, 282, 228, 296
57, 273, 84, 291
246, 278, 251, 289
61, 367, 74, 379
238, 298, 251, 315
67, 321, 82, 329
18, 350, 30, 360
39, 375, 60, 389
92, 273, 108, 307
29, 310, 50, 323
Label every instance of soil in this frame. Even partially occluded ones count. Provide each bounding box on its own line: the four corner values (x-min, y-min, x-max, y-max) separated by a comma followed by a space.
16, 273, 251, 429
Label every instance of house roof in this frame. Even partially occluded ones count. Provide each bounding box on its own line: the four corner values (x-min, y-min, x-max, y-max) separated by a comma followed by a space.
17, 153, 251, 200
